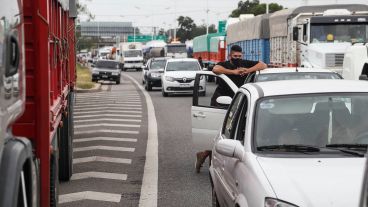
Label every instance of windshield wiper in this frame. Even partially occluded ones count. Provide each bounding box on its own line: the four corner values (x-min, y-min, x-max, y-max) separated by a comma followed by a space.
326, 144, 367, 157
257, 145, 320, 152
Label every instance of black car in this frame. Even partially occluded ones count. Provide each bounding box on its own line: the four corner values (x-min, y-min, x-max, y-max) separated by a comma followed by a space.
92, 60, 122, 84
142, 57, 170, 91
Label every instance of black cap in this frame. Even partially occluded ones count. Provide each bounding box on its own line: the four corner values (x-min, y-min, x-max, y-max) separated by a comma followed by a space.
230, 45, 242, 53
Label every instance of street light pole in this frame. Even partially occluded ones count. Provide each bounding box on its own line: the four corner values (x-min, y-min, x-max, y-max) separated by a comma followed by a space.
206, 0, 209, 35
134, 26, 136, 42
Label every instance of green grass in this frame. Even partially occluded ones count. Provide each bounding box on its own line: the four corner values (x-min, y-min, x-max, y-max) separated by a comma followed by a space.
76, 64, 95, 89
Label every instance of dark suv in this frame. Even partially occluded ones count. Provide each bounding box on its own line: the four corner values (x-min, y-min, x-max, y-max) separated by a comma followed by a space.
142, 57, 170, 91
92, 60, 122, 84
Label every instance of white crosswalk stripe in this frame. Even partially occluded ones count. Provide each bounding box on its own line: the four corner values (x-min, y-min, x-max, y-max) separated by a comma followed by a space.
74, 104, 142, 108
73, 137, 137, 143
59, 191, 122, 204
73, 118, 141, 123
74, 145, 135, 152
74, 110, 142, 115
71, 172, 127, 181
74, 114, 142, 119
73, 156, 132, 164
74, 123, 141, 128
74, 129, 139, 135
74, 107, 142, 112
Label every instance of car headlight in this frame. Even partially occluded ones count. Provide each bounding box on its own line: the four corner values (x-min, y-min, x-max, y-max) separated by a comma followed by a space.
112, 72, 119, 76
265, 198, 298, 207
151, 73, 161, 78
165, 76, 175, 82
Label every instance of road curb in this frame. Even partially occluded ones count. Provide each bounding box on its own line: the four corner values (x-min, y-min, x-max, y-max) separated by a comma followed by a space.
75, 83, 102, 93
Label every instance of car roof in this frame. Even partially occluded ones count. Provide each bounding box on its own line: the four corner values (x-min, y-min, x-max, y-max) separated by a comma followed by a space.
151, 57, 171, 61
243, 80, 368, 97
167, 58, 198, 62
258, 68, 337, 74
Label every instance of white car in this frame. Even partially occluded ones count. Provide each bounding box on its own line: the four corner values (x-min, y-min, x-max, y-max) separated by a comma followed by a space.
195, 79, 368, 207
161, 58, 205, 97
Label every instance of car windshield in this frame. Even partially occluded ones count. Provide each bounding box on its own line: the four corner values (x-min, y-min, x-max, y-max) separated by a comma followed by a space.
150, 59, 166, 70
257, 72, 341, 82
167, 45, 187, 53
166, 61, 200, 71
124, 50, 142, 57
96, 61, 119, 69
310, 23, 368, 43
255, 94, 368, 153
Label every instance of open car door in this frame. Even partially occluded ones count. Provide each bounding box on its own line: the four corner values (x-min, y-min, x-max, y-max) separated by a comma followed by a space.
192, 71, 238, 152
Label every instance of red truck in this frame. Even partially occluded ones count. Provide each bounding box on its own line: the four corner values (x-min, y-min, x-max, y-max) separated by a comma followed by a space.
0, 0, 77, 206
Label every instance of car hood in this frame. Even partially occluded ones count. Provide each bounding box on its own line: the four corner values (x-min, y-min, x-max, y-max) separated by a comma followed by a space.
257, 157, 365, 207
149, 69, 164, 73
164, 71, 198, 78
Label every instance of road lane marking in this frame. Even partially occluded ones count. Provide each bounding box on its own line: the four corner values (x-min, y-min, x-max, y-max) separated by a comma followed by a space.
75, 102, 141, 106
71, 172, 127, 181
73, 156, 132, 164
74, 129, 139, 135
77, 96, 140, 100
77, 94, 139, 98
74, 104, 142, 108
73, 118, 141, 123
74, 107, 142, 112
74, 110, 142, 115
59, 191, 121, 204
124, 75, 159, 207
74, 114, 142, 119
73, 137, 137, 143
74, 146, 135, 152
74, 123, 141, 128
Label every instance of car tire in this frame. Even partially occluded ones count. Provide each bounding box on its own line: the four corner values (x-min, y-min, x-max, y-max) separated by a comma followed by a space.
58, 114, 72, 181
200, 91, 206, 96
162, 90, 168, 97
146, 81, 152, 91
116, 79, 121, 84
212, 187, 220, 207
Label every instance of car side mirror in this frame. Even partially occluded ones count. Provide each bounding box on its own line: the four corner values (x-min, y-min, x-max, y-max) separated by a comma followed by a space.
5, 34, 20, 77
359, 74, 368, 81
215, 139, 244, 161
216, 96, 232, 105
293, 26, 299, 41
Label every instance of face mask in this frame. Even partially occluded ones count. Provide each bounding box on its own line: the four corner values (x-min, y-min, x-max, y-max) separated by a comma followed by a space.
231, 58, 242, 67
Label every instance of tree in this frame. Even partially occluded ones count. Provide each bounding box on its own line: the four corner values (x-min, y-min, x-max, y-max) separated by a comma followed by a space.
192, 24, 217, 38
77, 0, 95, 22
230, 0, 283, 17
176, 16, 197, 42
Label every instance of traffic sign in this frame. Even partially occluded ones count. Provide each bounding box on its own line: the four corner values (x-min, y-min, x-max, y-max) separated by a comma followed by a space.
127, 35, 167, 43
218, 20, 227, 33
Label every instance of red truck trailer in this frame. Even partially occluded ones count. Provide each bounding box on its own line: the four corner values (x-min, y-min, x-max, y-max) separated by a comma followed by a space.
0, 0, 77, 206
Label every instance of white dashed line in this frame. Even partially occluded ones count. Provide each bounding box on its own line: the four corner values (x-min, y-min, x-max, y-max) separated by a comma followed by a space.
74, 114, 142, 119
73, 118, 141, 123
74, 110, 142, 115
71, 172, 127, 181
73, 137, 137, 143
73, 156, 132, 164
74, 123, 141, 128
59, 191, 121, 204
74, 129, 139, 135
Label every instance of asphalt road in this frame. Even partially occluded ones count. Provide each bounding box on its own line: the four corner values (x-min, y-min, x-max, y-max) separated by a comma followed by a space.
59, 70, 211, 206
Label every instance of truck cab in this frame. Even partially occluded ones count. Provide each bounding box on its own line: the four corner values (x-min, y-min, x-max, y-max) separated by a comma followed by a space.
120, 42, 144, 71
0, 5, 36, 206
292, 9, 368, 73
166, 43, 188, 58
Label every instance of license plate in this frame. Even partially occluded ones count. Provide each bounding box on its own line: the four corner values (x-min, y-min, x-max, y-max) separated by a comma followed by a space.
102, 75, 108, 78
180, 84, 190, 88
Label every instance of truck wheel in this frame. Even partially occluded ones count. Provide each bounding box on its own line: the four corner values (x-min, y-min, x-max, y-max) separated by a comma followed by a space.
116, 79, 121, 84
59, 93, 73, 181
50, 133, 59, 207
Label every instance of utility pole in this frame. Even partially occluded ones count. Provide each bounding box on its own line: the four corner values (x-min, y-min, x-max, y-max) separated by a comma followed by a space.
266, 3, 269, 14
206, 0, 209, 34
133, 26, 136, 42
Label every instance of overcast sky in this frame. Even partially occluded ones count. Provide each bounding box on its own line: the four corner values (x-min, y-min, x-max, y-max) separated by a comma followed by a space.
79, 0, 368, 33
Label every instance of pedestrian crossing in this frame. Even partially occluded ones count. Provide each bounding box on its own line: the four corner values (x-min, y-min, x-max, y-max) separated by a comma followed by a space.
59, 78, 145, 206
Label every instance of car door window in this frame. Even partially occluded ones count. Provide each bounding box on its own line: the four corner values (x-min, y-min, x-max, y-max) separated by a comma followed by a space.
222, 93, 245, 139
233, 93, 249, 144
193, 74, 232, 109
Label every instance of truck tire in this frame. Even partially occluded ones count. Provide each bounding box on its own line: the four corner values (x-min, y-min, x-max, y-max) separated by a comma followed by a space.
59, 93, 73, 181
50, 133, 59, 207
116, 79, 121, 84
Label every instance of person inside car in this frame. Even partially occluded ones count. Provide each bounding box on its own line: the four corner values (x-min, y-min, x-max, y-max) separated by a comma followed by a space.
195, 45, 267, 173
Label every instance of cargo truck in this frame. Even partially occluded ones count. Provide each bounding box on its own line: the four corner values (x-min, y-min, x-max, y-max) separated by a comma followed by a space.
193, 33, 226, 69
165, 42, 187, 58
269, 4, 368, 73
0, 0, 77, 206
226, 14, 270, 64
119, 42, 144, 71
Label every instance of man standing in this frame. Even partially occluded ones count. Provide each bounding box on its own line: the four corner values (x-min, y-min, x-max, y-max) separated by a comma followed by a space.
195, 45, 267, 173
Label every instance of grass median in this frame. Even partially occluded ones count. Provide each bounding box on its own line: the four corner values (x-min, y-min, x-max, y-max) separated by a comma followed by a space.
76, 63, 95, 89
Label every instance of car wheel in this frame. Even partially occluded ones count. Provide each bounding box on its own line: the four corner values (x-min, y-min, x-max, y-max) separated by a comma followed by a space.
162, 90, 168, 97
146, 81, 152, 91
116, 79, 121, 84
200, 91, 206, 96
212, 187, 220, 207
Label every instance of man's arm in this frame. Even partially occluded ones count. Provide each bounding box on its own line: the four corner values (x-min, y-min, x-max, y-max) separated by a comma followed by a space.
240, 61, 267, 75
213, 64, 243, 75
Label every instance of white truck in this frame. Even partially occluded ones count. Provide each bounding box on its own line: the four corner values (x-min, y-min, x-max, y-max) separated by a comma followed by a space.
119, 42, 144, 71
270, 4, 368, 74
165, 42, 187, 58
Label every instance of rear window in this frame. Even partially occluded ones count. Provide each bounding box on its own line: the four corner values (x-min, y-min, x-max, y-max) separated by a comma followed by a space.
257, 72, 341, 82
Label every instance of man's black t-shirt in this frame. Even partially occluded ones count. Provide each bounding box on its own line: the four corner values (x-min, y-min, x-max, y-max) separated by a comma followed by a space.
216, 59, 259, 94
